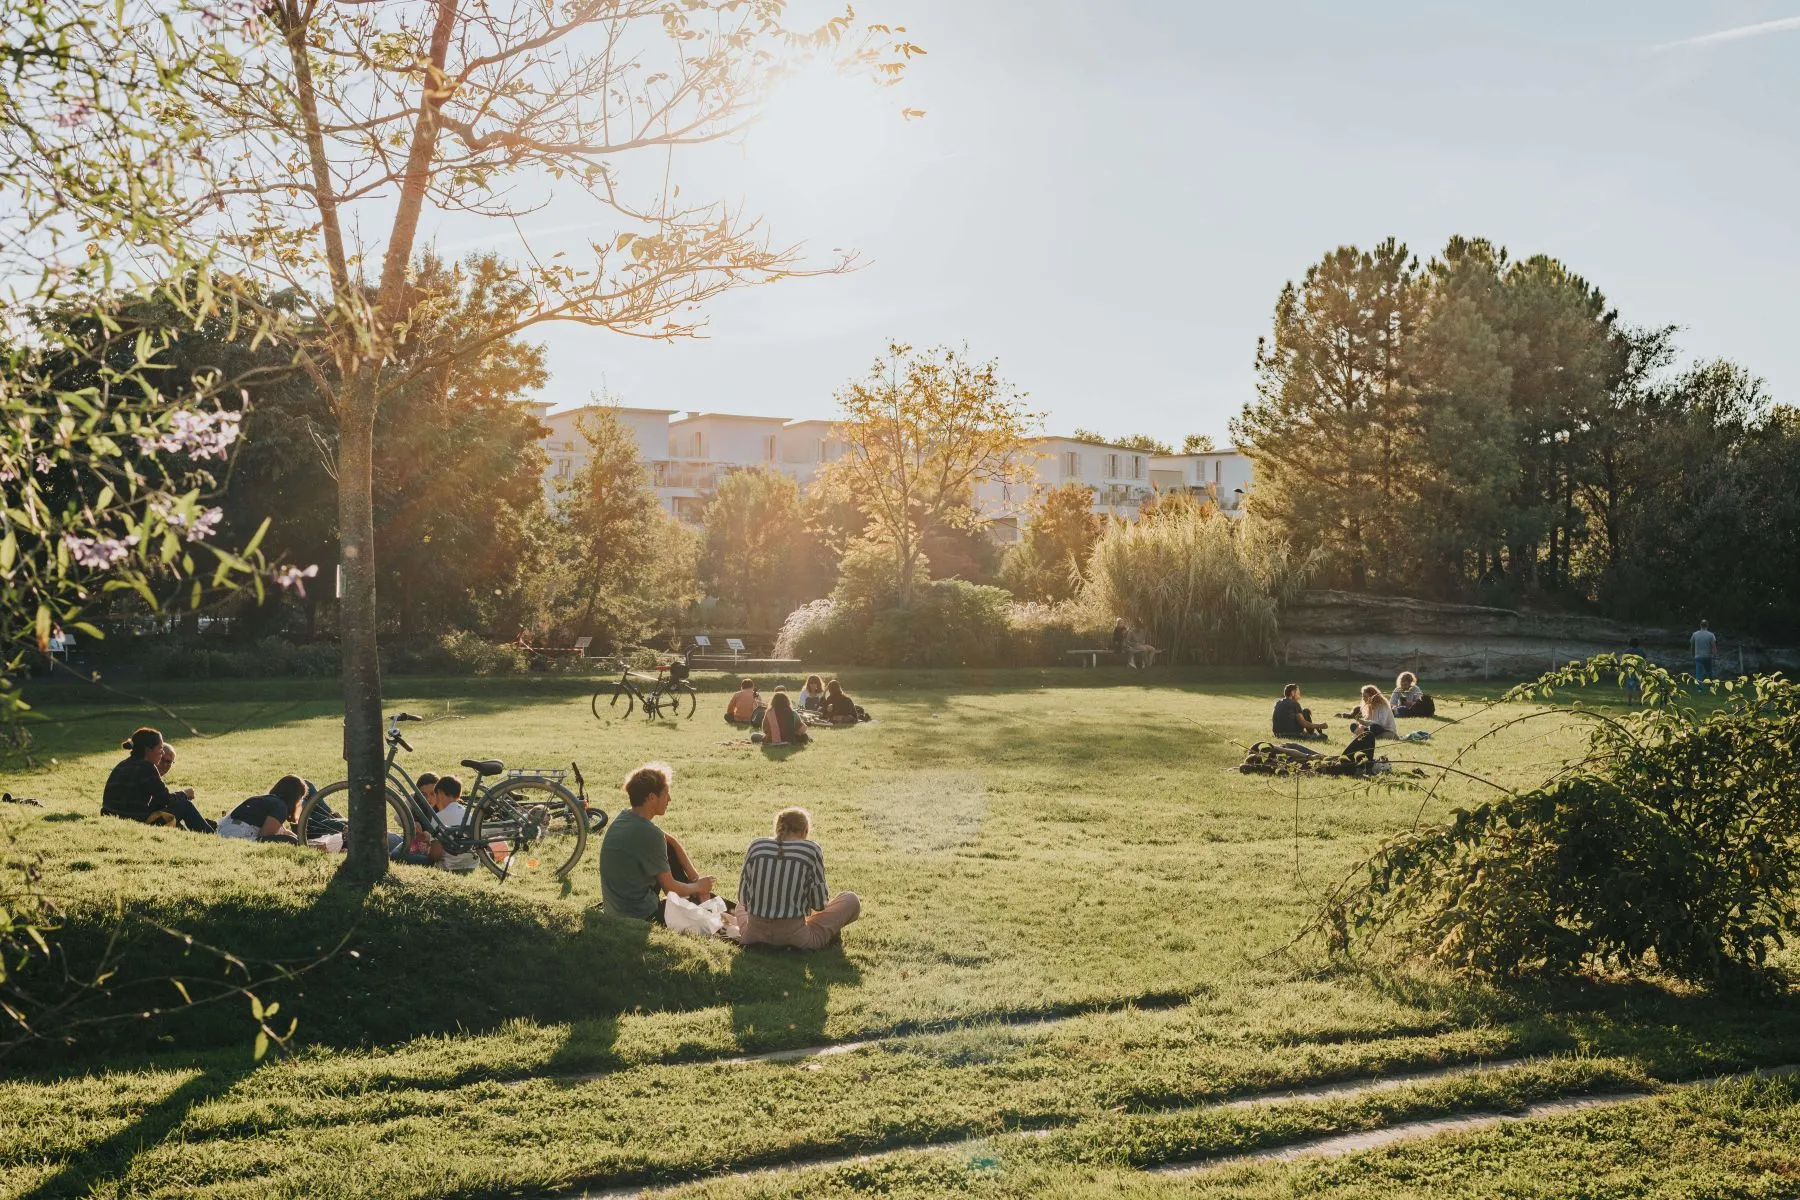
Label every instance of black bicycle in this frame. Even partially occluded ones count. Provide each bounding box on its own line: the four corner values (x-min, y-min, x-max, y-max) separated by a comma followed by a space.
301, 713, 589, 880
591, 651, 697, 720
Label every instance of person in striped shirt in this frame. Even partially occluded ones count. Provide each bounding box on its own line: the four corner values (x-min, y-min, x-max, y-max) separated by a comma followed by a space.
731, 807, 860, 950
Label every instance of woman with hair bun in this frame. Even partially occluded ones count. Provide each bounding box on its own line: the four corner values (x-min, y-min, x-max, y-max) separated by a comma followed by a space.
100, 726, 215, 833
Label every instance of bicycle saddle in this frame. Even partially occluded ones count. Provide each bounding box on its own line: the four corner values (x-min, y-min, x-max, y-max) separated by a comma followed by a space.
461, 758, 504, 776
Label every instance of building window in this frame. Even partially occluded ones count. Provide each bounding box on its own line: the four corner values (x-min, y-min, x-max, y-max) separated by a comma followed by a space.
817, 438, 828, 462
763, 434, 776, 461
1131, 455, 1144, 480
1106, 452, 1121, 478
1214, 460, 1222, 485
1062, 450, 1080, 478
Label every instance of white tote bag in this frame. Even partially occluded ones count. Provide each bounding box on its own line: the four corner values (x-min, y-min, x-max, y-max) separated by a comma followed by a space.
663, 894, 726, 936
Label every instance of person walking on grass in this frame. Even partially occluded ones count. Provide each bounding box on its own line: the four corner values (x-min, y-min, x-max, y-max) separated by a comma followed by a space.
101, 727, 215, 833
1692, 620, 1718, 682
599, 762, 725, 923
731, 807, 860, 951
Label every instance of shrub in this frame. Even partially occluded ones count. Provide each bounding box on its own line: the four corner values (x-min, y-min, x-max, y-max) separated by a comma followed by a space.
134, 637, 340, 680
1003, 600, 1102, 665
390, 630, 529, 676
785, 580, 1013, 667
1085, 506, 1311, 664
1322, 656, 1800, 987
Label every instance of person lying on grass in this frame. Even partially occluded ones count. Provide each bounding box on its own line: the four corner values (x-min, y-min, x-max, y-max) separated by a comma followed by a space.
724, 677, 763, 725
1271, 683, 1329, 740
758, 689, 811, 746
218, 775, 312, 844
600, 762, 731, 923
730, 806, 860, 951
101, 726, 215, 833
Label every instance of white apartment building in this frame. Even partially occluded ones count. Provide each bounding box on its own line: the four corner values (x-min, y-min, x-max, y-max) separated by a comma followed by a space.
976, 436, 1157, 543
533, 403, 849, 522
531, 402, 1253, 533
1147, 450, 1255, 514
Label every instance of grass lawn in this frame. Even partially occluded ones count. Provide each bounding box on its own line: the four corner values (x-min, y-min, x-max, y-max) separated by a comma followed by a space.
1, 666, 1796, 1199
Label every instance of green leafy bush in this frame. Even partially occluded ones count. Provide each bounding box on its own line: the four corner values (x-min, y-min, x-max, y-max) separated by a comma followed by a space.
388, 631, 529, 676
1323, 656, 1800, 986
135, 637, 341, 680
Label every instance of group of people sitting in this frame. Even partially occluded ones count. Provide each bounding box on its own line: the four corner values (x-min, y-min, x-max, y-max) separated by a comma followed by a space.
599, 761, 860, 950
102, 726, 323, 843
1110, 619, 1158, 668
724, 674, 865, 746
100, 725, 482, 869
1270, 672, 1436, 762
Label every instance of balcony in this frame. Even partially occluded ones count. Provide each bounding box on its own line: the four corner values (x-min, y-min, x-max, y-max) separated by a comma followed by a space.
653, 460, 728, 490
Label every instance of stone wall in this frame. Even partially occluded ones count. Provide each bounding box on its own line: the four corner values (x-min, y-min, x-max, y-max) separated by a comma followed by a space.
1277, 590, 1792, 681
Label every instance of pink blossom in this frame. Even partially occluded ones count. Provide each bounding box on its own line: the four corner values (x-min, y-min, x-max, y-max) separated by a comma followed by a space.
135, 409, 241, 461
35, 454, 52, 474
63, 533, 139, 570
152, 496, 226, 542
276, 564, 319, 597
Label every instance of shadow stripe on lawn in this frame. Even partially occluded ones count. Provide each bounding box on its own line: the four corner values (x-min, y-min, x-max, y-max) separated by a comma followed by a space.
534, 1054, 1554, 1200
1150, 1062, 1800, 1175
542, 1060, 1800, 1199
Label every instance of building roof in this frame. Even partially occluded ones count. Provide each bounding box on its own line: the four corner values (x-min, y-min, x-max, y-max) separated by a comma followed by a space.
542, 403, 679, 420
1149, 448, 1247, 462
669, 411, 790, 426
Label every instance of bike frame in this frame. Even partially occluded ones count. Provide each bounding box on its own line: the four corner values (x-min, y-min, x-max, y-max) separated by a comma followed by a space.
378, 718, 513, 856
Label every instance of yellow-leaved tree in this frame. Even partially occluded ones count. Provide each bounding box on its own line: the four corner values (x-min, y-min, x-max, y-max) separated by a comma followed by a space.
831, 343, 1038, 604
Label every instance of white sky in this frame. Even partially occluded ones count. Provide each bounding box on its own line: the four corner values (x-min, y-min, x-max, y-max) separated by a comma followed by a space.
419, 0, 1800, 446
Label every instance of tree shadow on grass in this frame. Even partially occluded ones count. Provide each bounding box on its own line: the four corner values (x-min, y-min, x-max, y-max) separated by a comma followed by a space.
11, 1059, 261, 1200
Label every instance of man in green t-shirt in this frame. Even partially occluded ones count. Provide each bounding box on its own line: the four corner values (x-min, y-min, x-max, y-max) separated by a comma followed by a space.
599, 761, 717, 922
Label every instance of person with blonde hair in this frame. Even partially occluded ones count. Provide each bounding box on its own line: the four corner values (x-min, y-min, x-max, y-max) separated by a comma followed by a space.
1390, 671, 1425, 715
1342, 684, 1397, 762
732, 806, 860, 950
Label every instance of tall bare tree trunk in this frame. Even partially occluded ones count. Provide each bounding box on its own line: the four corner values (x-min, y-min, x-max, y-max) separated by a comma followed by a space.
338, 390, 388, 882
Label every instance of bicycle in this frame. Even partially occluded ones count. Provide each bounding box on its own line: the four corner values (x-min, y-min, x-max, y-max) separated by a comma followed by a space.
591, 650, 697, 720
300, 713, 590, 881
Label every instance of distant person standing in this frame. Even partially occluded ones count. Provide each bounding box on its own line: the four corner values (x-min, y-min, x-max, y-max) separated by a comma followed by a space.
1691, 621, 1718, 682
1623, 638, 1644, 704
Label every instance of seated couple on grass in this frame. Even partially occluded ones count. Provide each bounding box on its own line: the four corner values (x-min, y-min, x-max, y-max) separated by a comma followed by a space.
725, 677, 806, 744
599, 761, 860, 949
101, 727, 216, 833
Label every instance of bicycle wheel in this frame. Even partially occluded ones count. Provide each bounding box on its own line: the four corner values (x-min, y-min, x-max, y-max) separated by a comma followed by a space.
299, 780, 416, 855
470, 776, 588, 881
591, 682, 636, 720
673, 682, 698, 719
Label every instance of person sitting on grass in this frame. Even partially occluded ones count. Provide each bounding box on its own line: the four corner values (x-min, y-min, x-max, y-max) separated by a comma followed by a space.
1342, 685, 1398, 763
101, 727, 215, 833
1271, 683, 1329, 740
797, 674, 826, 712
724, 677, 762, 725
731, 807, 861, 951
1390, 672, 1431, 717
760, 689, 811, 746
820, 678, 859, 725
425, 775, 478, 872
218, 775, 311, 844
599, 762, 724, 923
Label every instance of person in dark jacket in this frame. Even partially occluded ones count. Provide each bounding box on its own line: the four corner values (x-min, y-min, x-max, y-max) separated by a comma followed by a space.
820, 678, 859, 724
100, 727, 215, 832
218, 775, 309, 844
